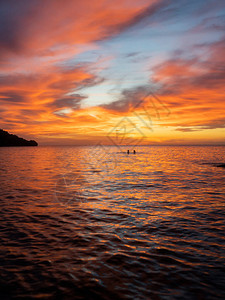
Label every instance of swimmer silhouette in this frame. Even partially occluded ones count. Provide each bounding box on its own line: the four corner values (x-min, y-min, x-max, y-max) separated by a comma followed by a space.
127, 150, 129, 154
133, 150, 136, 154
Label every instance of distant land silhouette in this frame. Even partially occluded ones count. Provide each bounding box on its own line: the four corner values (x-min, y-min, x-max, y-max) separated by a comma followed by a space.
0, 129, 38, 147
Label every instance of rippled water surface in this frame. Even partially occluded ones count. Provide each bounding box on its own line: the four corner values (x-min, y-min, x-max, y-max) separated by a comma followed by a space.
0, 145, 225, 299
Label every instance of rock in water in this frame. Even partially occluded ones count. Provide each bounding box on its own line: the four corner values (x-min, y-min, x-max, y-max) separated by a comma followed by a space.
217, 164, 225, 168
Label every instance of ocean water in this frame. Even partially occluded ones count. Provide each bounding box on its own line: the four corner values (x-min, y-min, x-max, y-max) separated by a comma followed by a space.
0, 145, 225, 299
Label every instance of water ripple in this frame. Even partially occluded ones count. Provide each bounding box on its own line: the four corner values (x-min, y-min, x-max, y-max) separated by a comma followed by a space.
0, 146, 225, 299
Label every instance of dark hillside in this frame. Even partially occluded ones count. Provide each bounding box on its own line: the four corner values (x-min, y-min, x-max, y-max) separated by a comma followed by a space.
0, 129, 38, 147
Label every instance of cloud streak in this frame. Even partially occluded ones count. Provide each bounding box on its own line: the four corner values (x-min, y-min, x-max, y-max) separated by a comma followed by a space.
0, 0, 225, 144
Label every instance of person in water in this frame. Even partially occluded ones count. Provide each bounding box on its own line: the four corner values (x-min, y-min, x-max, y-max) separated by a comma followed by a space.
127, 150, 129, 154
133, 150, 136, 154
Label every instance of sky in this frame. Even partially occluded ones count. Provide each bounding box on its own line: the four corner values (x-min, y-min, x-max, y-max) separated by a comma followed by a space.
0, 0, 225, 145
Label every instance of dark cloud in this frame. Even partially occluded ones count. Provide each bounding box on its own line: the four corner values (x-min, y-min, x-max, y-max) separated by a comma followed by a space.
0, 63, 102, 108
191, 68, 225, 89
198, 118, 225, 130
0, 91, 27, 103
197, 14, 225, 32
0, 73, 42, 87
106, 0, 221, 39
103, 0, 169, 38
175, 118, 225, 132
101, 85, 170, 121
125, 52, 139, 58
157, 64, 225, 96
47, 67, 104, 91
19, 109, 45, 116
50, 94, 86, 109
175, 127, 202, 132
101, 85, 151, 112
0, 0, 172, 60
75, 77, 105, 91
153, 37, 225, 97
0, 0, 38, 54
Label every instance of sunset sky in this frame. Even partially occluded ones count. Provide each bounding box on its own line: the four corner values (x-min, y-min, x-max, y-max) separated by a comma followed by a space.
0, 0, 224, 145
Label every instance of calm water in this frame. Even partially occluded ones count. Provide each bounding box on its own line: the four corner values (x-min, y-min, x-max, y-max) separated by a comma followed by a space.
0, 145, 225, 299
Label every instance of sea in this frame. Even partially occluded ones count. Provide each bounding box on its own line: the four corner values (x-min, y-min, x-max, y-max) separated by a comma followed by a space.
0, 145, 225, 299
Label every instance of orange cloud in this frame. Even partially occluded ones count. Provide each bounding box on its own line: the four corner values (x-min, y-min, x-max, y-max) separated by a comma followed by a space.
1, 0, 165, 143
0, 0, 224, 145
0, 0, 158, 58
148, 38, 225, 133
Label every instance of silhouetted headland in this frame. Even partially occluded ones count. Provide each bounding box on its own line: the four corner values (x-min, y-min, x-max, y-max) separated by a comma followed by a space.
0, 129, 38, 147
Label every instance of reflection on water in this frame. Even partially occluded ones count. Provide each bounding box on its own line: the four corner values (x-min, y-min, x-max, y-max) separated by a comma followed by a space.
0, 146, 225, 299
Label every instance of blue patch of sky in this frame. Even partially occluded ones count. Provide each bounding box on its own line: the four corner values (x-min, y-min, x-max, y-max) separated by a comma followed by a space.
65, 0, 224, 108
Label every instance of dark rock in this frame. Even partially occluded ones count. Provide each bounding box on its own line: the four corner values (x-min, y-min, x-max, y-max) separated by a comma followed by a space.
0, 129, 38, 147
216, 164, 225, 168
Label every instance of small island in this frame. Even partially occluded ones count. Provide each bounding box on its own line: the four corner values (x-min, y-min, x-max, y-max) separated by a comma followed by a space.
0, 129, 38, 147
